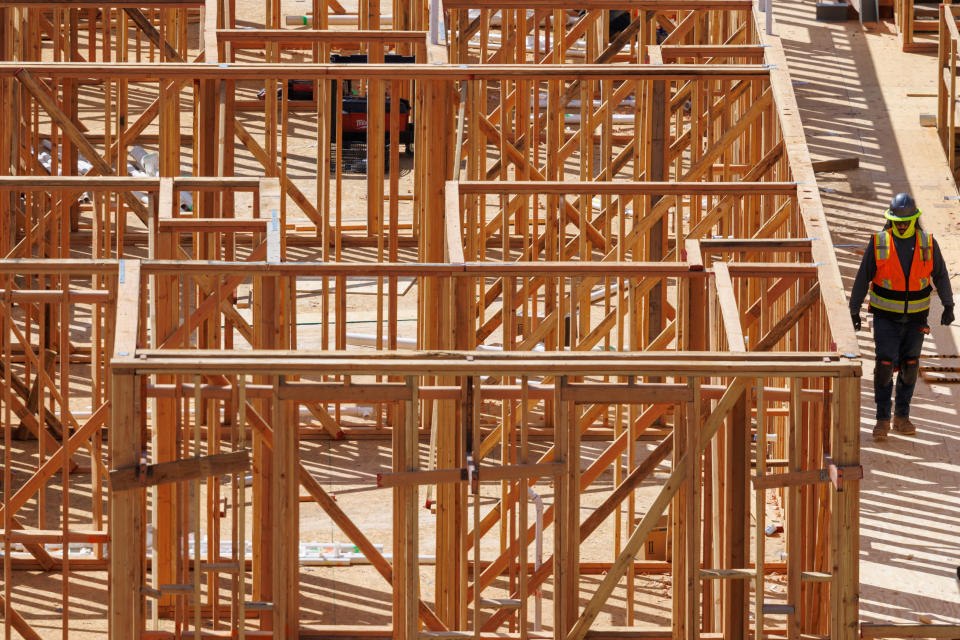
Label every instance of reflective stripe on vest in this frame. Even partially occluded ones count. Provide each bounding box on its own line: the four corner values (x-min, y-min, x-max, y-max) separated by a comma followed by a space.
918, 229, 932, 262
873, 232, 893, 287
916, 231, 932, 289
874, 231, 889, 261
869, 228, 935, 315
869, 290, 932, 314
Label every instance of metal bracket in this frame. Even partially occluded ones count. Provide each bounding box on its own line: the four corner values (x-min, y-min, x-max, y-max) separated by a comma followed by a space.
467, 453, 478, 494
267, 210, 281, 263
137, 452, 149, 484
824, 455, 863, 492
752, 459, 863, 493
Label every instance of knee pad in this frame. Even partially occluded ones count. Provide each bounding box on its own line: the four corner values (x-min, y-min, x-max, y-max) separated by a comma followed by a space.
875, 359, 894, 387
899, 359, 920, 386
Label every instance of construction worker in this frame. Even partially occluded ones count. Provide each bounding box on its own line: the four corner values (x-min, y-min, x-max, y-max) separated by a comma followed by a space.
849, 193, 954, 440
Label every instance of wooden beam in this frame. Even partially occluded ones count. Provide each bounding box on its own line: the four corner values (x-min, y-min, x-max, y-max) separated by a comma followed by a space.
242, 401, 448, 631
13, 69, 150, 223
121, 353, 857, 378
752, 283, 821, 352
233, 117, 323, 227
109, 370, 142, 639
713, 262, 745, 351
561, 382, 693, 404
860, 625, 960, 638
109, 450, 250, 491
123, 7, 183, 62
0, 595, 43, 640
0, 402, 109, 522
0, 529, 109, 544
272, 380, 299, 637
443, 0, 752, 8
566, 379, 748, 640
0, 62, 774, 82
2, 0, 203, 6
831, 375, 860, 640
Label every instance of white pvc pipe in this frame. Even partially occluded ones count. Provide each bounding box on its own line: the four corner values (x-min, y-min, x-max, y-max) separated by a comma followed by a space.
297, 405, 374, 419
562, 113, 635, 125
539, 97, 636, 110
465, 9, 578, 26
590, 283, 618, 303
334, 406, 375, 418
472, 32, 584, 52
346, 332, 417, 349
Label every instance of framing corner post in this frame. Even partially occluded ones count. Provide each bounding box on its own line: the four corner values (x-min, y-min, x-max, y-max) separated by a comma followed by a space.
109, 370, 143, 640
686, 379, 703, 640
272, 376, 299, 638
435, 275, 466, 626
110, 258, 144, 639
565, 380, 581, 634
672, 417, 685, 637
404, 377, 420, 640
391, 377, 419, 637
197, 77, 220, 220
830, 374, 860, 640
0, 2, 14, 186
419, 80, 455, 348
254, 266, 282, 630
647, 72, 667, 339
554, 376, 579, 638
723, 392, 749, 639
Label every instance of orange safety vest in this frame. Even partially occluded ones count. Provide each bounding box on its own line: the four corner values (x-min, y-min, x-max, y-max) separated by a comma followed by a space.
869, 229, 934, 316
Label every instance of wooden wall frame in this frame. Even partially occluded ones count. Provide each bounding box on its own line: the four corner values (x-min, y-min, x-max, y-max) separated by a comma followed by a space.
0, 1, 862, 639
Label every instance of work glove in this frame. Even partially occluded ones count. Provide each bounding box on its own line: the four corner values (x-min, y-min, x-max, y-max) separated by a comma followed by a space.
942, 305, 955, 326
851, 313, 861, 332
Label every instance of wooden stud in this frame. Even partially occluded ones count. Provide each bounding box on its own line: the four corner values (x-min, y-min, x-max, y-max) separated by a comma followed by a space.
0, 7, 861, 639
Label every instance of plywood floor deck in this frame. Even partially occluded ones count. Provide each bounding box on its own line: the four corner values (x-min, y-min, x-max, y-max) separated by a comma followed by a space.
772, 0, 960, 624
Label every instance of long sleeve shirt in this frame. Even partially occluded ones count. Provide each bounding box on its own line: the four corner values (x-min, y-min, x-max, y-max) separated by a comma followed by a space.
849, 229, 953, 322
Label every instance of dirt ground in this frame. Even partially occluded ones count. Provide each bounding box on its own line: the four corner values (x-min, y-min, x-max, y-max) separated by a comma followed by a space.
5, 433, 791, 636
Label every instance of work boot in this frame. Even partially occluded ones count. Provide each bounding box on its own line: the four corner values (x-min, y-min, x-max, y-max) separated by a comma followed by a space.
873, 419, 890, 441
893, 415, 916, 435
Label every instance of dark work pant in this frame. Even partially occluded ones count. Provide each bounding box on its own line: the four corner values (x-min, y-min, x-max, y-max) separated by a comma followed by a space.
873, 314, 926, 420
